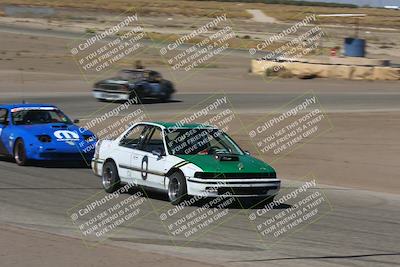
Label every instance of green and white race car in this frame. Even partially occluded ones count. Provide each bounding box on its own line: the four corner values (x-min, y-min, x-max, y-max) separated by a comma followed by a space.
92, 122, 280, 205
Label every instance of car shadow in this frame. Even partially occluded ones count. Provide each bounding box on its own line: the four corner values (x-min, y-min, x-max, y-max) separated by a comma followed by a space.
231, 252, 400, 263
0, 155, 14, 163
103, 98, 182, 105
138, 98, 182, 105
126, 186, 169, 201
0, 156, 91, 169
124, 186, 291, 210
194, 197, 291, 210
33, 160, 91, 169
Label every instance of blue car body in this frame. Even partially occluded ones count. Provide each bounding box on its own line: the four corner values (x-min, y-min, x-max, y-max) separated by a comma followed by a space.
0, 103, 96, 163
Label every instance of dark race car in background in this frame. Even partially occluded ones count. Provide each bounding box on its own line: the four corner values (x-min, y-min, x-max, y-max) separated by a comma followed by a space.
92, 69, 175, 102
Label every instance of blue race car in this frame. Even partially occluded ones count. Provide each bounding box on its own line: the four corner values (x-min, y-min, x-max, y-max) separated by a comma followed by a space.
0, 104, 96, 166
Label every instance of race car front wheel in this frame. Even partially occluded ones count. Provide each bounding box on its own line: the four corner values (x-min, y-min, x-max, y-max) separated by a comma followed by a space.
14, 139, 28, 166
167, 172, 187, 205
102, 161, 121, 193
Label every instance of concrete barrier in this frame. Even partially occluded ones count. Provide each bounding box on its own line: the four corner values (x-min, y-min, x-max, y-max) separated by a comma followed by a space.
251, 59, 400, 81
330, 65, 354, 79
352, 66, 374, 80
372, 67, 400, 80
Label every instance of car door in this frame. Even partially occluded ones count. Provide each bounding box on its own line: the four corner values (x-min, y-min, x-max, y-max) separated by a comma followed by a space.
130, 125, 167, 190
145, 71, 162, 96
0, 108, 10, 155
116, 124, 150, 184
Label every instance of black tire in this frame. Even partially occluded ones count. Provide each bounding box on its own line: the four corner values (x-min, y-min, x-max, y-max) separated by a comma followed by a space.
102, 161, 121, 193
159, 92, 171, 102
160, 80, 173, 102
167, 172, 187, 205
14, 139, 28, 166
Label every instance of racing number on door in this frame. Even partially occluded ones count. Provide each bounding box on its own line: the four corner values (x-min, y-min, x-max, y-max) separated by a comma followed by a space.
141, 155, 148, 180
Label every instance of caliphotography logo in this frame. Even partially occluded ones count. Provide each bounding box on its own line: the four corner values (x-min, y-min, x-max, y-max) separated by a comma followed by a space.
68, 8, 149, 83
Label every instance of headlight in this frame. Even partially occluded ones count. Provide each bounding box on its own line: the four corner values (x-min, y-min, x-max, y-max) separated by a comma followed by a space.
37, 135, 52, 143
94, 140, 102, 158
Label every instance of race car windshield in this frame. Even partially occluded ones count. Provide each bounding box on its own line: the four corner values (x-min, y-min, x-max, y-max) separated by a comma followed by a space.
12, 109, 72, 125
165, 128, 244, 155
117, 70, 145, 80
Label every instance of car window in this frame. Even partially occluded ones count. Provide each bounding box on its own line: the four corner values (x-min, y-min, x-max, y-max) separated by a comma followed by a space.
119, 124, 148, 149
0, 109, 8, 125
11, 109, 71, 125
148, 71, 162, 82
165, 128, 243, 155
142, 127, 165, 154
117, 70, 144, 80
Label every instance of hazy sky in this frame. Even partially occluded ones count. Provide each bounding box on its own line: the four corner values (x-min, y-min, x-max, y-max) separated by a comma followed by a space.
300, 0, 400, 7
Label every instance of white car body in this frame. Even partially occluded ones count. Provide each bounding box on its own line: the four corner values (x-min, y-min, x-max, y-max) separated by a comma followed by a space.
92, 90, 130, 101
92, 122, 281, 199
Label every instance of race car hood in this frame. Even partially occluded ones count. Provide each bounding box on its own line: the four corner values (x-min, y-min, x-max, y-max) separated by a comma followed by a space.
96, 78, 130, 84
176, 154, 275, 174
16, 123, 93, 140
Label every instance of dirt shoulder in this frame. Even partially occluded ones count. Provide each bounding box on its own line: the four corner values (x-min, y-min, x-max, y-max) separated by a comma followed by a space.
0, 223, 222, 267
148, 111, 400, 195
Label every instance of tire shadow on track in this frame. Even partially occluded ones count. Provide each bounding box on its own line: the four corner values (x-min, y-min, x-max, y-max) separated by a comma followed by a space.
36, 161, 91, 169
123, 186, 291, 210
27, 160, 91, 169
0, 156, 91, 169
99, 99, 182, 105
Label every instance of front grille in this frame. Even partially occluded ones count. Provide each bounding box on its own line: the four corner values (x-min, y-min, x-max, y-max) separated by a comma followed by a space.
97, 83, 126, 91
218, 187, 277, 195
51, 125, 67, 129
39, 153, 90, 159
194, 172, 276, 179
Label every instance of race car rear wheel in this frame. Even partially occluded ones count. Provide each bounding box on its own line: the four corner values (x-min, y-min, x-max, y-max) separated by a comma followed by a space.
14, 139, 28, 166
167, 172, 187, 205
159, 92, 171, 102
102, 161, 121, 193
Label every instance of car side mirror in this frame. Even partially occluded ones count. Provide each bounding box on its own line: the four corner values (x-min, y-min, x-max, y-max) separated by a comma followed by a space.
152, 149, 164, 159
73, 119, 80, 123
244, 150, 251, 155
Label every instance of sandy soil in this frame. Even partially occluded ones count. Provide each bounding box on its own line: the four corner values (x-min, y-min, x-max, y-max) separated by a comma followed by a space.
0, 7, 399, 61
1, 15, 400, 267
0, 224, 222, 267
246, 9, 279, 23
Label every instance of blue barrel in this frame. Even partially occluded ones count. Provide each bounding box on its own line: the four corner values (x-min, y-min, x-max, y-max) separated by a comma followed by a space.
344, 38, 366, 57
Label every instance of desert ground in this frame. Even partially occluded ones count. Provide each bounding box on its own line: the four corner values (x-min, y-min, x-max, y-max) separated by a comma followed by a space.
0, 3, 400, 267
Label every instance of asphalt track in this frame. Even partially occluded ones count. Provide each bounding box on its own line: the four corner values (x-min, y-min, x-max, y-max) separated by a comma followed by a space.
2, 92, 400, 118
1, 92, 400, 267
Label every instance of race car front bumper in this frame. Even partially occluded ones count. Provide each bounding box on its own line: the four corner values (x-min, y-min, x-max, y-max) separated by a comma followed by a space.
25, 141, 95, 161
186, 177, 281, 198
91, 158, 104, 177
92, 90, 130, 101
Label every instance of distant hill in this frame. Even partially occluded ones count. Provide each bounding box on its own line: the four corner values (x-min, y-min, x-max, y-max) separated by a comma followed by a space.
195, 0, 400, 8
296, 0, 400, 7
195, 0, 358, 8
